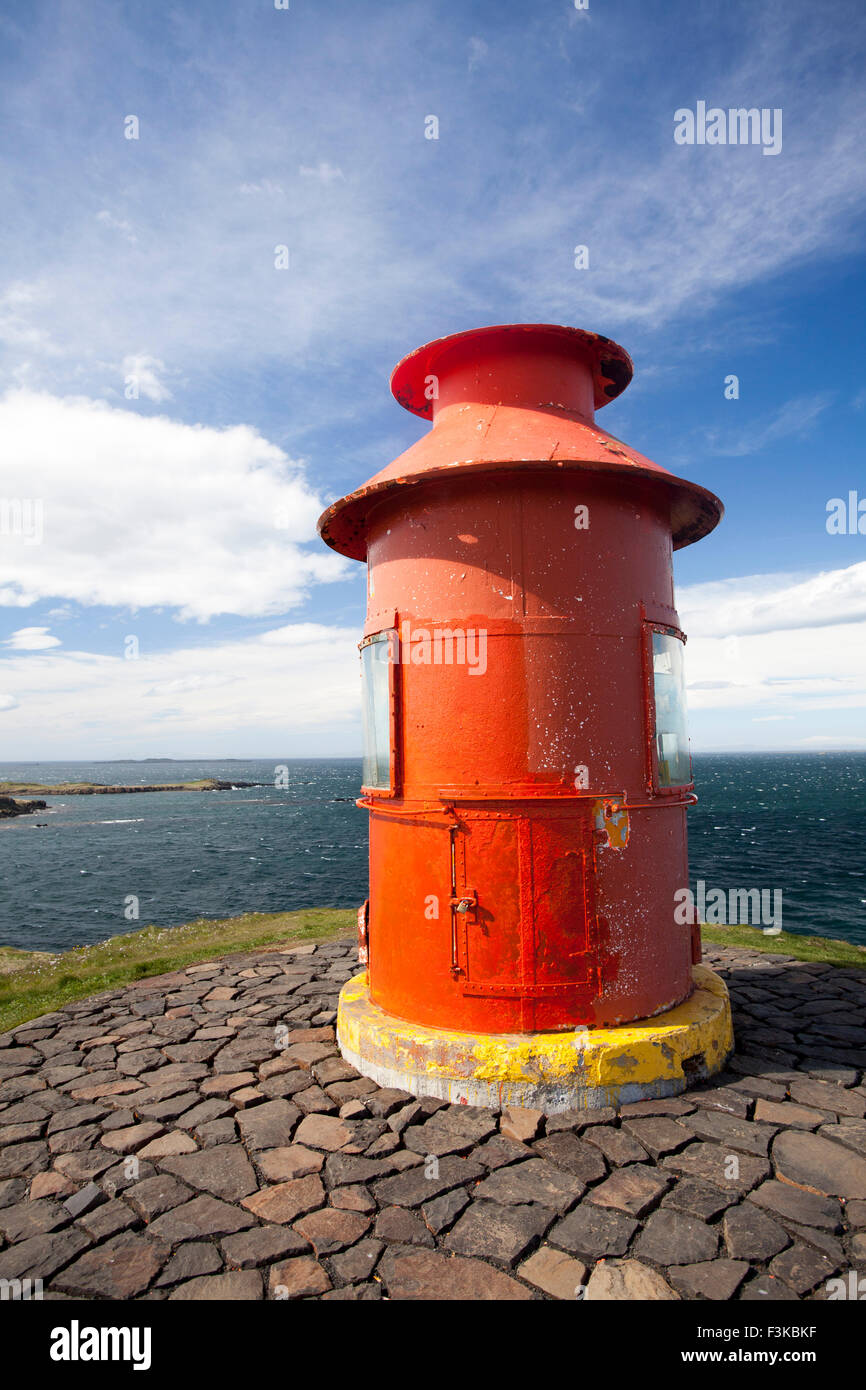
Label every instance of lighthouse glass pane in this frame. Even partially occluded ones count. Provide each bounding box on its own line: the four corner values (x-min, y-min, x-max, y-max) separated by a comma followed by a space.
651, 632, 691, 787
361, 634, 393, 790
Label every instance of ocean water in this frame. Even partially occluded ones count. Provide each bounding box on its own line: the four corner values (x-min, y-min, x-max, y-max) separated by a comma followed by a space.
1, 754, 864, 953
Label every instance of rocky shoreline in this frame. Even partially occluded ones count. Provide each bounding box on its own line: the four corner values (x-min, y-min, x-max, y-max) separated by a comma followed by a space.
0, 796, 48, 820
0, 780, 261, 802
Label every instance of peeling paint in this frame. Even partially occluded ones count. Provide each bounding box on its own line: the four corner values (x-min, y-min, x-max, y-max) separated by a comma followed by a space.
593, 797, 630, 850
337, 965, 734, 1112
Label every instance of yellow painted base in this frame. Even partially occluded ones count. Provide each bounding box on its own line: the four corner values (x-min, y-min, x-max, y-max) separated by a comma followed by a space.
337, 965, 733, 1113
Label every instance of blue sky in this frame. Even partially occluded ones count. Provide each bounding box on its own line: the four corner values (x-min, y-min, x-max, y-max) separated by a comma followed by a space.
0, 0, 864, 757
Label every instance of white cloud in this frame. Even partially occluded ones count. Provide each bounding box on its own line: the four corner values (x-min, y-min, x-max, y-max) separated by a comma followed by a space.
0, 8, 863, 409
679, 560, 866, 638
0, 390, 347, 622
0, 623, 361, 756
120, 354, 171, 403
96, 210, 137, 245
298, 162, 345, 184
679, 561, 866, 726
0, 587, 35, 608
703, 393, 833, 457
238, 180, 284, 196
4, 626, 61, 650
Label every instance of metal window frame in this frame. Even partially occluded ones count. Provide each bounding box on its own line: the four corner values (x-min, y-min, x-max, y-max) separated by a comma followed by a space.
641, 619, 694, 796
359, 628, 400, 798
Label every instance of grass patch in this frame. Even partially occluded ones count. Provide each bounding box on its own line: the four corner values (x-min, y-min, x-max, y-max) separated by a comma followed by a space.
2, 909, 862, 1035
701, 922, 866, 970
0, 908, 354, 1034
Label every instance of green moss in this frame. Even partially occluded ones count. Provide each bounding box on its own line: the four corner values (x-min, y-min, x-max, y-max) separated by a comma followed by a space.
2, 907, 862, 1036
0, 908, 354, 1033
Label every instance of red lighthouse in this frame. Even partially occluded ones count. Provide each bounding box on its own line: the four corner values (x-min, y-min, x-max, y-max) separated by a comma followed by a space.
319, 324, 733, 1110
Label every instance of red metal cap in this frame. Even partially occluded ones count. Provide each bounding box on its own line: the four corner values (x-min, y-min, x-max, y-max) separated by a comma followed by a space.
319, 323, 722, 560
390, 323, 633, 421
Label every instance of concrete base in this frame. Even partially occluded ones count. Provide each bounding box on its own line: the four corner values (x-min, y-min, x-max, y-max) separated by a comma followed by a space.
337, 965, 734, 1113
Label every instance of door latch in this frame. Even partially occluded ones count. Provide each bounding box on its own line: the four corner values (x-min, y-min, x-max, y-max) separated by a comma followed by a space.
450, 890, 477, 915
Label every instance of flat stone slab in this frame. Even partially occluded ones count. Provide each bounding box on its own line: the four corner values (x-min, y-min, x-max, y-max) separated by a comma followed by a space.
585, 1258, 679, 1300
773, 1129, 866, 1199
445, 1199, 554, 1267
378, 1248, 532, 1300
471, 1158, 584, 1212
0, 938, 864, 1299
723, 1202, 790, 1261
634, 1208, 719, 1265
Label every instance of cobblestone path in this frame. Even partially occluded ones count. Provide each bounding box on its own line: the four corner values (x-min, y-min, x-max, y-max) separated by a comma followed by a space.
1, 938, 865, 1300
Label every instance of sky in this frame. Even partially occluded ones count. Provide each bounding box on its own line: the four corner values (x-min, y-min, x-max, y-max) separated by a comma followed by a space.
0, 0, 864, 759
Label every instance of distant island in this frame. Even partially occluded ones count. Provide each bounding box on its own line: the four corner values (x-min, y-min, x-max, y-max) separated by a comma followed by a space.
0, 778, 263, 814
0, 795, 48, 820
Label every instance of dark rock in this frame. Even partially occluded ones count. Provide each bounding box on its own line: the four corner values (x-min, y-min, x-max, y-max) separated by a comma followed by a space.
587, 1164, 670, 1217
374, 1205, 435, 1247
474, 1136, 532, 1170
53, 1231, 169, 1298
722, 1203, 790, 1261
147, 1194, 255, 1240
472, 1158, 584, 1213
634, 1209, 718, 1265
789, 1077, 865, 1117
445, 1199, 553, 1267
291, 1207, 370, 1255
403, 1121, 476, 1158
739, 1273, 797, 1300
621, 1117, 693, 1160
0, 1226, 90, 1281
769, 1242, 839, 1295
583, 1126, 648, 1166
123, 1174, 193, 1221
155, 1242, 224, 1286
662, 1141, 769, 1194
158, 1145, 259, 1202
549, 1202, 637, 1259
422, 1187, 471, 1235
222, 1224, 309, 1267
661, 1179, 736, 1221
532, 1132, 607, 1184
748, 1180, 841, 1230
372, 1155, 484, 1209
328, 1237, 383, 1284
0, 1198, 70, 1243
236, 1099, 301, 1150
685, 1109, 778, 1157
670, 1260, 749, 1301
364, 1088, 415, 1118
378, 1248, 531, 1300
773, 1129, 866, 1199
76, 1198, 138, 1241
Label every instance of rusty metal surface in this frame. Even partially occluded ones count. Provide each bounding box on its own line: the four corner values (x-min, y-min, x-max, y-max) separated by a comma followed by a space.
324, 324, 723, 1037
318, 323, 722, 561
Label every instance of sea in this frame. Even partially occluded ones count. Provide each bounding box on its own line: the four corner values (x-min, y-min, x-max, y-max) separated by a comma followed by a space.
1, 754, 864, 953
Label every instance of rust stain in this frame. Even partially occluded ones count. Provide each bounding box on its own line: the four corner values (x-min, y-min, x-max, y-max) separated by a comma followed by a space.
593, 798, 630, 850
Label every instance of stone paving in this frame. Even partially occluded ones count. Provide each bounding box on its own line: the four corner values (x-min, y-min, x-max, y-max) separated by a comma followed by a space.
1, 936, 865, 1301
